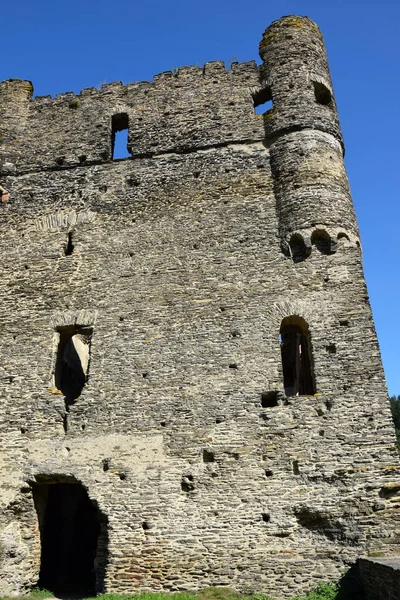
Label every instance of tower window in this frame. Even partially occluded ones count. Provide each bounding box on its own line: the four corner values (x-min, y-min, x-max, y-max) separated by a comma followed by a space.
111, 113, 130, 159
253, 86, 273, 115
313, 81, 332, 106
311, 229, 336, 255
54, 326, 92, 406
288, 233, 310, 263
64, 231, 74, 256
280, 316, 315, 397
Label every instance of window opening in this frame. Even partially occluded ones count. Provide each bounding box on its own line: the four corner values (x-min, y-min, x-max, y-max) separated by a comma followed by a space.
280, 316, 315, 396
54, 326, 92, 407
65, 231, 74, 256
311, 229, 336, 255
313, 81, 332, 106
111, 113, 130, 159
253, 86, 273, 115
287, 233, 310, 263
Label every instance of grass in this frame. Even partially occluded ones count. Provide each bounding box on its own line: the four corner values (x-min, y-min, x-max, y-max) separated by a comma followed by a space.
0, 589, 55, 600
0, 584, 339, 600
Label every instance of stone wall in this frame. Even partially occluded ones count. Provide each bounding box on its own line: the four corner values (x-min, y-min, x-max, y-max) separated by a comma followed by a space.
0, 62, 263, 175
0, 15, 399, 600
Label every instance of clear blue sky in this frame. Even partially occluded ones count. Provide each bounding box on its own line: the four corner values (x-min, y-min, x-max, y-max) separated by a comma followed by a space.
2, 1, 399, 395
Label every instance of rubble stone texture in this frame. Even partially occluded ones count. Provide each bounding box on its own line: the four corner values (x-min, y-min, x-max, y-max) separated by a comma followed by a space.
0, 15, 399, 599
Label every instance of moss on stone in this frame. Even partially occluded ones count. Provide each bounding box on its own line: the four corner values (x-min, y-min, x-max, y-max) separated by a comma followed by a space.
69, 98, 80, 109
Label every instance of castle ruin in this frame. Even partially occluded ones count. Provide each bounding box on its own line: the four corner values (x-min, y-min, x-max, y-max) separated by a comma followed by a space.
0, 15, 399, 600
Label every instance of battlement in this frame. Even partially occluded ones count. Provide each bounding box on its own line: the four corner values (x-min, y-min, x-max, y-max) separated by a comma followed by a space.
0, 16, 345, 177
0, 61, 265, 175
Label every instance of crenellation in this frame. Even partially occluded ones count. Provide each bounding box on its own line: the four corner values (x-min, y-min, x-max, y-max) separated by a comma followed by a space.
202, 60, 227, 75
0, 60, 264, 176
152, 71, 174, 82
79, 86, 101, 96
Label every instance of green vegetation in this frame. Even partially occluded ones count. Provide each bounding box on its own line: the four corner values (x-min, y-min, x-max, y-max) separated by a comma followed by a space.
389, 394, 400, 449
28, 590, 54, 599
69, 98, 80, 109
0, 588, 55, 600
0, 583, 340, 600
290, 583, 338, 600
82, 585, 339, 600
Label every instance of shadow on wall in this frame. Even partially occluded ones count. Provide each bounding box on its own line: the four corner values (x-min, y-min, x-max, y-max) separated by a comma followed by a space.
336, 562, 366, 600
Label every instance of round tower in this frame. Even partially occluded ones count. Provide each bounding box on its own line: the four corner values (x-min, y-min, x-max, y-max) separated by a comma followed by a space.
259, 16, 359, 259
0, 79, 33, 174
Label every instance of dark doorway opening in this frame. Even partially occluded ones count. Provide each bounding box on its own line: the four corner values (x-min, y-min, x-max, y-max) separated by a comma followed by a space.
32, 480, 107, 597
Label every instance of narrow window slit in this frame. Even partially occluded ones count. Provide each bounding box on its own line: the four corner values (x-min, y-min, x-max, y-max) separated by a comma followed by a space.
65, 231, 74, 256
292, 460, 300, 475
280, 316, 315, 397
111, 113, 130, 159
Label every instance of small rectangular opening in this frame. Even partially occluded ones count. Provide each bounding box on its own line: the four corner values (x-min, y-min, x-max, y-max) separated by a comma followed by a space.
253, 86, 273, 115
261, 390, 280, 408
111, 113, 130, 159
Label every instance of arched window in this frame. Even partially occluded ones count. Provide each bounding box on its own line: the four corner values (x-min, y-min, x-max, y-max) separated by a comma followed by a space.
280, 316, 314, 396
311, 229, 336, 255
288, 233, 310, 263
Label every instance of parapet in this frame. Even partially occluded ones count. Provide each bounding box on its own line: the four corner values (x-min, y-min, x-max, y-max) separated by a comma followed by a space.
0, 61, 264, 175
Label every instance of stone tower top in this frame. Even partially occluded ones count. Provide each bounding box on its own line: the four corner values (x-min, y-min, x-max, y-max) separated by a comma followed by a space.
259, 16, 343, 149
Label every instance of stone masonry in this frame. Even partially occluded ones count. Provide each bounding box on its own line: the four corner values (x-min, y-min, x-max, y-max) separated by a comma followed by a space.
0, 15, 399, 599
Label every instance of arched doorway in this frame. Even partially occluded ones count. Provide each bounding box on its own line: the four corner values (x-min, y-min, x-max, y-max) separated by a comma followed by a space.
32, 478, 107, 597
